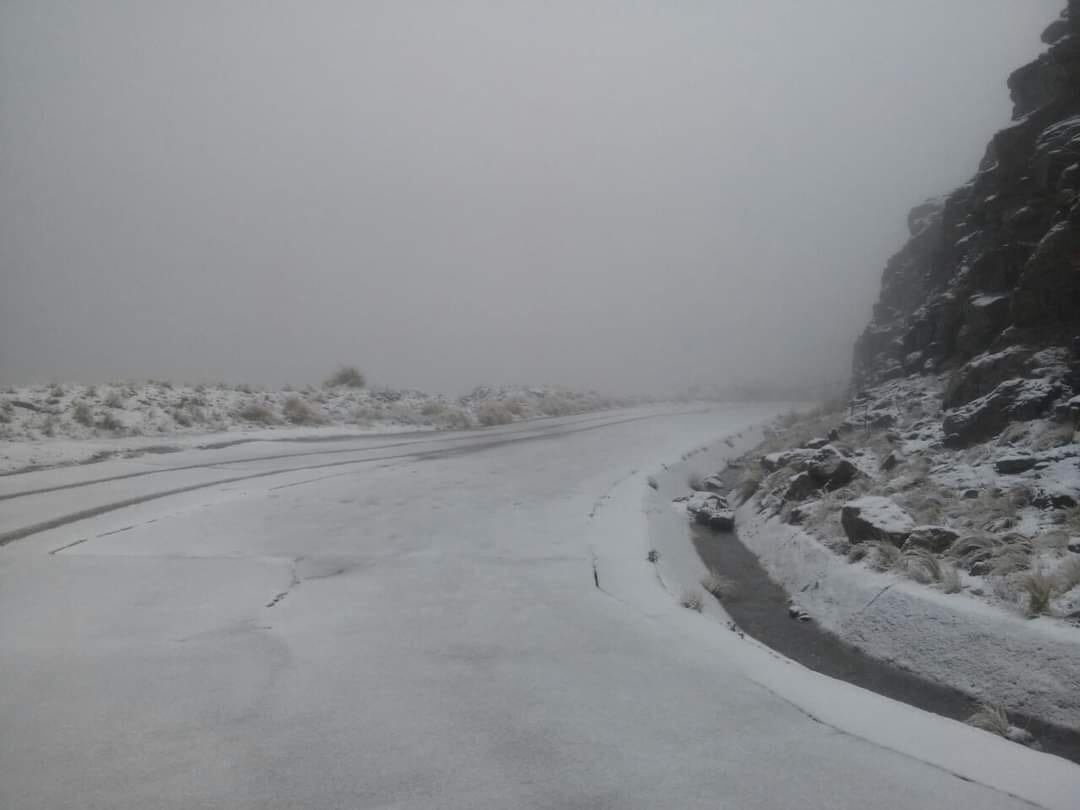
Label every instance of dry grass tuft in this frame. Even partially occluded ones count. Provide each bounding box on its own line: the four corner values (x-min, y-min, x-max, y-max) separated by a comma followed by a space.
940, 564, 962, 594
680, 590, 704, 612
1057, 556, 1080, 593
852, 540, 902, 572
899, 547, 942, 584
967, 703, 1010, 737
1019, 569, 1056, 617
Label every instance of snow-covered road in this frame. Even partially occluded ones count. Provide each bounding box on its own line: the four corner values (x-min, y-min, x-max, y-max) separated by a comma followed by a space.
2, 405, 1077, 809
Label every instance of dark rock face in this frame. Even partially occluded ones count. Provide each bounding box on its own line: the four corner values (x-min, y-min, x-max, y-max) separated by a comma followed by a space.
852, 8, 1080, 445
943, 378, 1060, 447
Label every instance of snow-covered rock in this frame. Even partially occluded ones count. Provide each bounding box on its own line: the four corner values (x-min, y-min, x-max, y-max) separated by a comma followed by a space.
686, 491, 735, 531
994, 454, 1038, 474
902, 525, 960, 554
840, 496, 916, 546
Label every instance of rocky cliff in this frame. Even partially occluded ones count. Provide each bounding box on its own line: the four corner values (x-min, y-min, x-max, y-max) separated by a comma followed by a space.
853, 3, 1080, 447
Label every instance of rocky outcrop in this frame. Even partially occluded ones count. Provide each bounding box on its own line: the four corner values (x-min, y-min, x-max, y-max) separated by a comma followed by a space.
852, 5, 1080, 446
942, 378, 1061, 447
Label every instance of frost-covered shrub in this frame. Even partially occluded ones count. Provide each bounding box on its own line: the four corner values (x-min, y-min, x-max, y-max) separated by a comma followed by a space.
435, 406, 471, 430
537, 394, 576, 417
680, 590, 704, 612
325, 366, 366, 388
284, 396, 322, 425
476, 401, 514, 426
73, 401, 94, 427
237, 403, 277, 424
96, 412, 124, 433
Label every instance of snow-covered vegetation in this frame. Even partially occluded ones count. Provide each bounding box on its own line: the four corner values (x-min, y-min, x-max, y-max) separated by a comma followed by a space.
739, 375, 1080, 622
0, 377, 629, 472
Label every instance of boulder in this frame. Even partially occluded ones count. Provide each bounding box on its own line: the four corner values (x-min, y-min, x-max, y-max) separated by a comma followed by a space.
761, 448, 815, 473
804, 437, 830, 450
841, 496, 916, 546
805, 446, 859, 490
994, 454, 1039, 474
903, 525, 960, 553
701, 473, 727, 494
783, 472, 819, 503
686, 492, 735, 531
881, 451, 900, 472
785, 502, 816, 526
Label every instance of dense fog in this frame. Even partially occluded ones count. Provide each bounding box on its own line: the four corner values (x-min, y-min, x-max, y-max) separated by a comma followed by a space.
0, 1, 1060, 395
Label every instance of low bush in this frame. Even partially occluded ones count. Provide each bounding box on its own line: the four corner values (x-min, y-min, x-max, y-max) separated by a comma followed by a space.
476, 401, 515, 426
967, 703, 1010, 737
325, 366, 366, 388
96, 412, 124, 433
237, 403, 277, 424
283, 396, 323, 425
73, 401, 94, 427
680, 590, 704, 612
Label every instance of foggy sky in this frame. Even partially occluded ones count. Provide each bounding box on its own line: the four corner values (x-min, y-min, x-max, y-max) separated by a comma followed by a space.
0, 1, 1062, 395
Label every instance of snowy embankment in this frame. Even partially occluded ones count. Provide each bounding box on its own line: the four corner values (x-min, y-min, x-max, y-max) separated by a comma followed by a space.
585, 429, 1080, 810
735, 499, 1080, 727
0, 380, 629, 473
705, 374, 1080, 734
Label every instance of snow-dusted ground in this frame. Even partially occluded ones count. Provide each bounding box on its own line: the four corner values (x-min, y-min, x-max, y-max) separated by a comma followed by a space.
2, 404, 1079, 809
0, 380, 628, 473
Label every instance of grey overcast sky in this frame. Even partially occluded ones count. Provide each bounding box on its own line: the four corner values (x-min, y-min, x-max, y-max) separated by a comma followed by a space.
0, 1, 1062, 395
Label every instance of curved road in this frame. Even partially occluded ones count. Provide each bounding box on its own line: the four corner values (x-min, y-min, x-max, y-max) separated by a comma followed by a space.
0, 405, 1073, 808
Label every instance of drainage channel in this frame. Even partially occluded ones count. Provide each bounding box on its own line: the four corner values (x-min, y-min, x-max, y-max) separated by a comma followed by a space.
689, 497, 1080, 766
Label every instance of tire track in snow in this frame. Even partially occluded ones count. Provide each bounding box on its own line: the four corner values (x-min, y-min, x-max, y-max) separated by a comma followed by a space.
1, 411, 685, 547
0, 410, 653, 502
